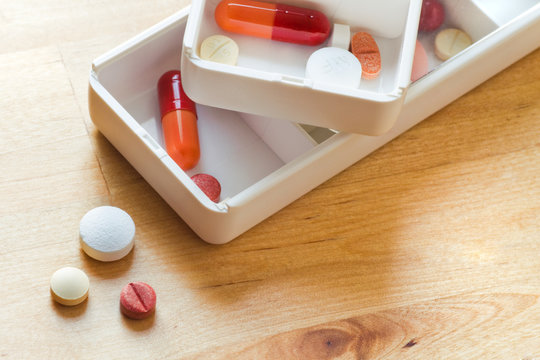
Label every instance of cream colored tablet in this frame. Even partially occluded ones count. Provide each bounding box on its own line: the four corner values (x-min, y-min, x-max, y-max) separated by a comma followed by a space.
306, 47, 362, 88
435, 28, 472, 61
329, 23, 351, 50
50, 267, 89, 306
79, 206, 135, 262
200, 35, 239, 65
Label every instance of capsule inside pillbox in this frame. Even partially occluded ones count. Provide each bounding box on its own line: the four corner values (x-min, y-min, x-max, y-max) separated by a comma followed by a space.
181, 0, 422, 135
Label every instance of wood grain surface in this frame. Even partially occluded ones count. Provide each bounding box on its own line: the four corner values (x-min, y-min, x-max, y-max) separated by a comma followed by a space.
1, 1, 539, 359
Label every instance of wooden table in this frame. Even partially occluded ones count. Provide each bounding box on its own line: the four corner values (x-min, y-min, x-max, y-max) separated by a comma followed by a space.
1, 1, 539, 358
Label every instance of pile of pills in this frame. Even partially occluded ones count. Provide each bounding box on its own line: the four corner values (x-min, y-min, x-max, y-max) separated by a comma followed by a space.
198, 0, 475, 89
50, 206, 156, 321
200, 0, 387, 89
412, 0, 473, 82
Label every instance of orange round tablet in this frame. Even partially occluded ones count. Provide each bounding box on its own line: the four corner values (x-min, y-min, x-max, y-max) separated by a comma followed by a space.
351, 32, 381, 80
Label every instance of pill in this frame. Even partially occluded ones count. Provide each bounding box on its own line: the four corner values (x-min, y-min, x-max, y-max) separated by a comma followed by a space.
50, 267, 89, 306
306, 47, 362, 88
120, 282, 156, 320
419, 0, 445, 32
351, 32, 381, 80
200, 35, 239, 65
79, 206, 135, 262
328, 24, 351, 50
158, 70, 200, 170
191, 173, 221, 203
434, 28, 472, 60
215, 0, 330, 46
411, 40, 429, 82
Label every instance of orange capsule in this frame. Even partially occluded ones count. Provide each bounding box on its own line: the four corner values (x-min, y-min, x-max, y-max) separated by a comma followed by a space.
351, 32, 381, 80
215, 0, 330, 46
157, 71, 200, 170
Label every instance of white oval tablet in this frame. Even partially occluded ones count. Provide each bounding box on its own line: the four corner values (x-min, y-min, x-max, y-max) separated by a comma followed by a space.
200, 34, 239, 65
50, 267, 89, 306
306, 47, 362, 88
329, 23, 351, 50
79, 206, 135, 262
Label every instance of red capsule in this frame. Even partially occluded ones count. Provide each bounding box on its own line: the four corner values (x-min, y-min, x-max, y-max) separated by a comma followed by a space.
157, 70, 200, 170
215, 0, 330, 46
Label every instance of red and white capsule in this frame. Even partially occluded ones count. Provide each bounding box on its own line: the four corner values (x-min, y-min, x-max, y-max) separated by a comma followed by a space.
215, 0, 331, 46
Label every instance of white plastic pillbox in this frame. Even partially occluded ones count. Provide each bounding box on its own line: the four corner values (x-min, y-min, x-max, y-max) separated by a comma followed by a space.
182, 0, 423, 135
88, 1, 540, 244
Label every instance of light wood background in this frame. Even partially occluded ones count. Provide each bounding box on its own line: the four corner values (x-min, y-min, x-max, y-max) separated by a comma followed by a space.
1, 1, 539, 359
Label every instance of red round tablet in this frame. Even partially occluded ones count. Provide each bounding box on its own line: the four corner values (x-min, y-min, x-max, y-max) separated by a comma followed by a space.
191, 173, 221, 202
120, 282, 156, 320
419, 0, 445, 32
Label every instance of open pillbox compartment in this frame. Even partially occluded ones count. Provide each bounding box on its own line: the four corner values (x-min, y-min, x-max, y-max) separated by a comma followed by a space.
88, 1, 540, 244
182, 0, 423, 135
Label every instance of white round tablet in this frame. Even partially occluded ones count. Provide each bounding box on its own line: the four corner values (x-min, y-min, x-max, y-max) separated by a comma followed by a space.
79, 206, 135, 262
200, 34, 239, 65
305, 47, 362, 88
50, 267, 89, 306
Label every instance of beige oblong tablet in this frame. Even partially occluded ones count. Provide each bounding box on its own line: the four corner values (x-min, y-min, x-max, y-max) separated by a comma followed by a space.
200, 34, 239, 65
329, 23, 351, 50
435, 28, 472, 61
50, 267, 89, 306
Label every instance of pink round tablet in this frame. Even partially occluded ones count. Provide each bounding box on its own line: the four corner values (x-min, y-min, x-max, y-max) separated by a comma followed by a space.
120, 282, 156, 320
191, 173, 221, 202
419, 0, 445, 32
411, 40, 429, 82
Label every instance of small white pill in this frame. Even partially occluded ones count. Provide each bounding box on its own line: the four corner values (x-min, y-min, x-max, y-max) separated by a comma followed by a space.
329, 23, 351, 50
79, 206, 135, 262
306, 47, 362, 88
50, 267, 89, 306
200, 34, 239, 65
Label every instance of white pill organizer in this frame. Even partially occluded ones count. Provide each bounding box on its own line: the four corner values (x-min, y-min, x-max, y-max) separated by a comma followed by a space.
182, 0, 422, 135
88, 0, 540, 244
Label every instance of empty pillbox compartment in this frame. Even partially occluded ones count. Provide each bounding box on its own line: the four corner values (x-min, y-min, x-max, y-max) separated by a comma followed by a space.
181, 0, 423, 135
89, 2, 540, 243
